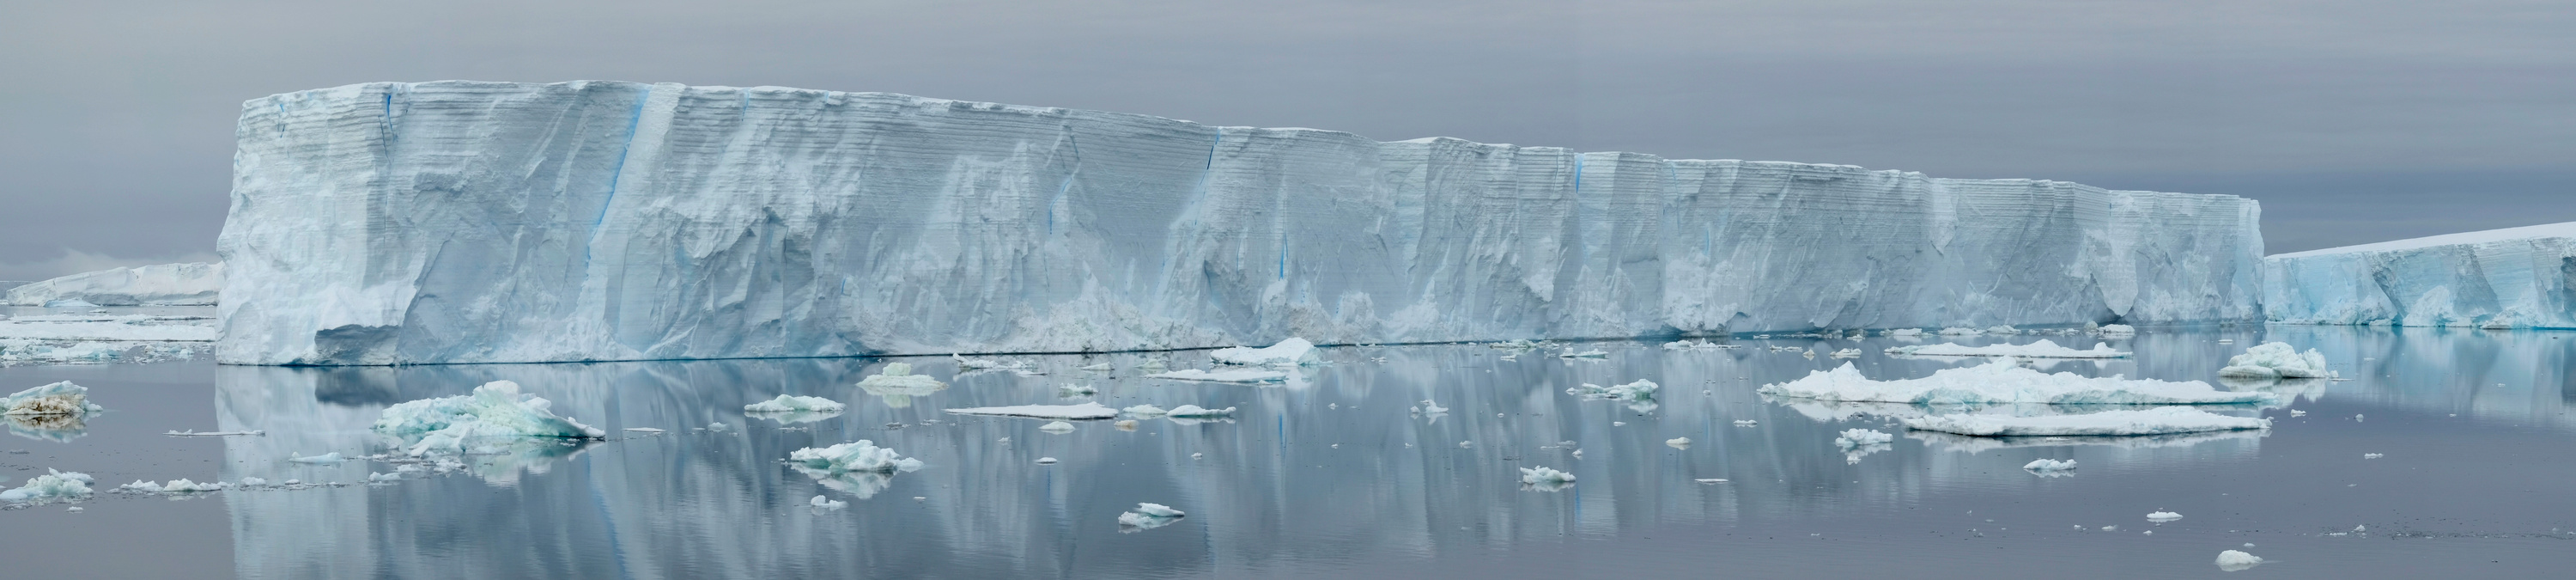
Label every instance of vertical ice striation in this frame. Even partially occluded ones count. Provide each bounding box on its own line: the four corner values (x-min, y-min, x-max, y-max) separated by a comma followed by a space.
219, 81, 2263, 365
2265, 221, 2576, 328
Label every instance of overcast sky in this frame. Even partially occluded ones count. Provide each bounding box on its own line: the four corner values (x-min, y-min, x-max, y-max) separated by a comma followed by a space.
3, 0, 2569, 280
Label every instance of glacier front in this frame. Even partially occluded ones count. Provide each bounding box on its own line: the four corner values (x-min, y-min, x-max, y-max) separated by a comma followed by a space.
2265, 221, 2576, 328
218, 81, 2264, 365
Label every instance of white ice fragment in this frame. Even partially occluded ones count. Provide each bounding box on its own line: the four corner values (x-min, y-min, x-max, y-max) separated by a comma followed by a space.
239, 477, 268, 487
944, 402, 1118, 419
1760, 358, 2269, 406
1906, 407, 2270, 437
1666, 437, 1692, 448
1119, 503, 1186, 529
372, 381, 605, 456
1829, 348, 1862, 358
1835, 429, 1894, 449
1039, 421, 1077, 433
787, 440, 923, 473
1208, 338, 1320, 366
1458, 441, 1473, 449
1164, 405, 1235, 418
2289, 410, 2306, 417
1142, 369, 1288, 383
120, 479, 163, 492
160, 479, 222, 492
2022, 459, 2078, 472
623, 427, 665, 434
2363, 453, 2384, 459
1190, 452, 1204, 459
289, 452, 345, 464
1985, 325, 2019, 335
1886, 339, 2129, 358
2147, 511, 2183, 522
1939, 327, 1983, 336
368, 472, 401, 482
1694, 478, 1728, 484
1519, 466, 1577, 485
1558, 349, 1607, 358
1036, 457, 1058, 465
1612, 421, 1625, 426
1733, 420, 1759, 426
1417, 400, 1448, 414
0, 469, 94, 503
744, 394, 847, 413
2098, 324, 2136, 335
1566, 380, 1658, 401
810, 495, 847, 510
163, 430, 264, 437
1114, 419, 1138, 430
1122, 404, 1169, 416
1058, 383, 1098, 396
2215, 549, 2263, 571
708, 422, 728, 431
2216, 342, 2335, 379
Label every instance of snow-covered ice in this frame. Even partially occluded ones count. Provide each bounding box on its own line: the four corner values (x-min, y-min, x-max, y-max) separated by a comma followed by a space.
289, 452, 344, 464
1164, 405, 1235, 418
1519, 466, 1577, 485
1904, 407, 2270, 437
1759, 358, 2270, 406
371, 381, 606, 455
2217, 342, 2334, 379
1566, 380, 1658, 401
2022, 458, 2078, 472
2215, 549, 2263, 571
1121, 404, 1169, 416
1209, 338, 1319, 366
1835, 429, 1894, 448
1142, 369, 1287, 383
2267, 221, 2576, 328
810, 495, 847, 510
1885, 339, 2128, 358
855, 363, 945, 392
2148, 510, 2183, 522
0, 320, 220, 342
1118, 503, 1185, 530
0, 469, 94, 503
787, 440, 923, 473
1039, 421, 1077, 433
4, 262, 222, 307
1666, 437, 1692, 448
943, 402, 1118, 419
744, 394, 846, 414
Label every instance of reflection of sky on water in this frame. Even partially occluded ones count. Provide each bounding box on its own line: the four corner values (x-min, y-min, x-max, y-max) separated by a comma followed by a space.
5, 326, 2571, 577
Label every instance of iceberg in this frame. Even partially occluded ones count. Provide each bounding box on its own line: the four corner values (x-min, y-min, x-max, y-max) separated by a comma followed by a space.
216, 81, 2263, 365
1163, 405, 1235, 418
0, 468, 94, 504
3, 382, 105, 417
1519, 466, 1576, 485
1834, 429, 1894, 448
743, 394, 846, 414
943, 402, 1118, 419
854, 363, 945, 392
2216, 342, 2333, 379
1142, 369, 1287, 383
2215, 549, 2264, 571
2266, 221, 2576, 328
787, 440, 923, 473
371, 381, 607, 455
1885, 339, 2128, 358
1758, 358, 2272, 406
0, 320, 220, 342
4, 262, 223, 307
1118, 503, 1186, 530
1208, 338, 1320, 366
1903, 407, 2270, 437
1566, 380, 1658, 401
2022, 458, 2078, 472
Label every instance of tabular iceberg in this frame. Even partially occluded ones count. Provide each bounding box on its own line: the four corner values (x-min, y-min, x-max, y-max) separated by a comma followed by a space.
6, 262, 224, 306
2265, 221, 2576, 328
218, 81, 2264, 365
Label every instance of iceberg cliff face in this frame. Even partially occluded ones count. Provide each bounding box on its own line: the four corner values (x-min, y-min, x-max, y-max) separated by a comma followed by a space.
2265, 222, 2576, 328
6, 262, 224, 306
218, 81, 2263, 365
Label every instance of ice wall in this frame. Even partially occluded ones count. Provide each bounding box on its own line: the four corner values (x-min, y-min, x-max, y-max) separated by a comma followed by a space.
2265, 222, 2576, 328
4, 262, 224, 306
219, 81, 2263, 365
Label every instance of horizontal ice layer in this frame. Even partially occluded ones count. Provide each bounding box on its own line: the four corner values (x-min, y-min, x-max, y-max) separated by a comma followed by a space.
218, 81, 2265, 364
1885, 339, 2127, 358
1902, 406, 2270, 437
2266, 221, 2576, 328
5, 263, 224, 306
1757, 358, 2271, 406
0, 319, 220, 342
943, 402, 1118, 419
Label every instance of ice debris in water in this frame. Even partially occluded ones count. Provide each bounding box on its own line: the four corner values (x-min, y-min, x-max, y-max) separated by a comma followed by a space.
810, 495, 847, 510
857, 362, 946, 392
623, 427, 665, 434
1059, 384, 1097, 396
2216, 342, 2335, 379
1520, 466, 1577, 485
1886, 339, 2129, 358
238, 477, 268, 487
289, 452, 344, 464
1, 468, 94, 503
1114, 420, 1138, 430
944, 402, 1118, 419
1141, 369, 1288, 383
1566, 380, 1658, 401
1416, 400, 1448, 414
1835, 429, 1894, 449
1118, 503, 1186, 530
708, 422, 727, 431
1165, 405, 1235, 418
2147, 511, 2183, 522
744, 394, 846, 413
1905, 407, 2270, 437
1209, 338, 1320, 366
1829, 348, 1862, 358
372, 381, 605, 456
3, 382, 105, 417
2363, 453, 2384, 459
1695, 478, 1728, 484
156, 479, 223, 493
1040, 421, 1077, 433
2098, 324, 2136, 335
1666, 437, 1692, 448
1760, 358, 2271, 406
1458, 441, 1473, 449
787, 441, 922, 473
368, 472, 402, 482
1122, 404, 1169, 416
1036, 457, 1059, 465
2215, 550, 2263, 571
1558, 348, 1607, 358
1078, 363, 1112, 371
1734, 419, 1759, 426
2023, 459, 2079, 472
2289, 410, 2306, 417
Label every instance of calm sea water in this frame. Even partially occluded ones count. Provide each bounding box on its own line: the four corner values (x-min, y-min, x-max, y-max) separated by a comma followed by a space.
2, 326, 2571, 578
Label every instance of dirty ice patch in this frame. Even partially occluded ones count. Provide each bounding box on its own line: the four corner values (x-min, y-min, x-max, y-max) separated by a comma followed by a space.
372, 381, 606, 456
2217, 342, 2334, 379
945, 402, 1119, 420
1143, 369, 1288, 383
1759, 359, 2270, 406
4, 382, 105, 417
1209, 338, 1320, 366
1904, 407, 2269, 437
1886, 339, 2128, 358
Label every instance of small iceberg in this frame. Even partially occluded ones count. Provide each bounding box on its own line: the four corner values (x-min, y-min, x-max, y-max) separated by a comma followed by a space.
1058, 384, 1097, 396
2215, 549, 2263, 571
289, 452, 344, 464
1886, 339, 2129, 359
945, 402, 1118, 419
789, 440, 923, 473
1208, 338, 1320, 366
2023, 459, 2078, 475
3, 382, 105, 417
858, 362, 947, 392
1557, 348, 1607, 359
1829, 348, 1862, 358
1164, 405, 1236, 418
1121, 404, 1169, 416
2217, 342, 2335, 379
1143, 369, 1288, 383
371, 381, 606, 456
1835, 429, 1894, 449
810, 495, 847, 510
1662, 339, 1736, 351
0, 468, 94, 504
1118, 503, 1186, 531
1904, 407, 2270, 437
1519, 466, 1577, 488
744, 394, 847, 414
2148, 510, 2183, 522
1078, 363, 1113, 371
1759, 358, 2271, 406
2097, 324, 2136, 335
1416, 400, 1449, 414
1665, 437, 1692, 449
1039, 421, 1077, 433
1566, 380, 1658, 401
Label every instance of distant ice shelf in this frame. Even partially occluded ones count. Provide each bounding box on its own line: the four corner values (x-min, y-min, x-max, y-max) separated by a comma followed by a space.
5, 263, 222, 307
2266, 220, 2576, 328
217, 81, 2265, 365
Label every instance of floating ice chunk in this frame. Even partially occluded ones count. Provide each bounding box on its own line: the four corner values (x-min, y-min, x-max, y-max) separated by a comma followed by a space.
1759, 359, 2271, 406
1059, 384, 1098, 396
1835, 429, 1894, 449
1520, 466, 1577, 485
1733, 420, 1759, 426
1078, 363, 1112, 371
2215, 549, 2263, 571
289, 452, 344, 464
1, 469, 94, 503
1165, 405, 1236, 418
2289, 410, 2306, 417
1143, 369, 1288, 383
2023, 459, 2078, 472
1985, 326, 2020, 335
1567, 380, 1658, 401
1118, 503, 1186, 530
623, 427, 665, 434
2216, 342, 2334, 379
2363, 453, 2384, 459
3, 382, 105, 417
951, 353, 1002, 370
1666, 437, 1692, 449
1939, 327, 1983, 336
1886, 339, 2129, 359
1039, 421, 1077, 433
856, 362, 947, 396
1906, 407, 2269, 437
1418, 400, 1448, 414
160, 479, 222, 492
372, 381, 605, 456
1114, 420, 1138, 430
2098, 324, 2136, 335
1122, 404, 1169, 416
708, 422, 728, 431
810, 495, 847, 510
164, 430, 264, 437
1209, 338, 1320, 366
1829, 348, 1862, 358
945, 402, 1118, 419
239, 477, 268, 487
1558, 348, 1607, 358
1888, 328, 1925, 337
744, 394, 847, 414
368, 472, 402, 482
1694, 478, 1728, 484
1036, 457, 1059, 464
120, 479, 164, 492
2148, 510, 2183, 521
788, 440, 923, 473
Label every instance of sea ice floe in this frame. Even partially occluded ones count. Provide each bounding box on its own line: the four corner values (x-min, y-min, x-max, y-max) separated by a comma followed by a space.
1416, 400, 1449, 414
1694, 478, 1728, 484
1519, 466, 1577, 486
1835, 429, 1894, 449
744, 394, 847, 414
1905, 407, 2269, 437
289, 452, 344, 464
1164, 405, 1236, 418
2148, 511, 2183, 521
2022, 459, 2078, 473
1939, 327, 1982, 336
1036, 457, 1059, 465
810, 495, 847, 510
3, 382, 105, 417
1059, 384, 1098, 396
2215, 549, 2263, 571
1666, 437, 1692, 448
1209, 338, 1320, 366
372, 381, 605, 456
1558, 349, 1607, 358
2216, 342, 2334, 379
623, 427, 665, 434
1040, 421, 1077, 433
2363, 453, 2384, 459
158, 479, 223, 492
1886, 339, 2129, 359
788, 440, 923, 473
1830, 348, 1862, 358
1567, 380, 1658, 400
1759, 358, 2271, 406
1143, 369, 1288, 383
1118, 503, 1185, 530
1733, 420, 1759, 426
368, 472, 402, 482
1114, 420, 1138, 430
0, 468, 94, 503
944, 402, 1119, 419
2289, 410, 2306, 417
1078, 363, 1112, 371
2098, 324, 2136, 335
1122, 404, 1169, 416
